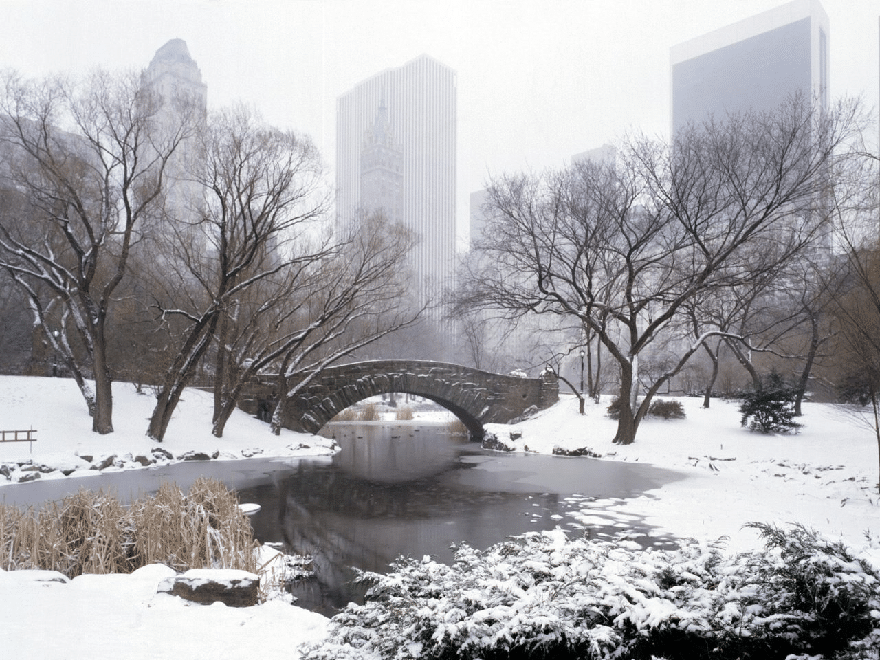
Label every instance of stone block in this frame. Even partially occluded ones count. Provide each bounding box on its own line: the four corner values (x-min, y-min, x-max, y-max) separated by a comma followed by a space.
157, 569, 259, 607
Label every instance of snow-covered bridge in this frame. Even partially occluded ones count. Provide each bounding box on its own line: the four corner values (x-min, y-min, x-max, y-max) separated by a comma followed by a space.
243, 360, 558, 440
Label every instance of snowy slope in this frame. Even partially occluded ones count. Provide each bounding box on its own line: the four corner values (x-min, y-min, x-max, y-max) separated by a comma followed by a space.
2, 377, 880, 658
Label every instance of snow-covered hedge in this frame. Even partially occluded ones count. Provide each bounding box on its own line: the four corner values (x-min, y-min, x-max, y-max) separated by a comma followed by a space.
302, 524, 880, 660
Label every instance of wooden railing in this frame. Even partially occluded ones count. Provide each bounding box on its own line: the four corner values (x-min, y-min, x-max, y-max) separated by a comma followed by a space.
0, 429, 37, 452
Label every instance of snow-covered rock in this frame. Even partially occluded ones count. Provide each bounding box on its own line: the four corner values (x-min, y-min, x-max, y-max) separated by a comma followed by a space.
157, 569, 260, 607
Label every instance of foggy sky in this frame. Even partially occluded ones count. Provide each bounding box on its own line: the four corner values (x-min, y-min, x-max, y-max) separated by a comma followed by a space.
1, 0, 877, 245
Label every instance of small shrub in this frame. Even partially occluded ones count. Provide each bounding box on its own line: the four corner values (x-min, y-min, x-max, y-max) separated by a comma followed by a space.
647, 399, 686, 419
606, 395, 624, 419
739, 372, 801, 434
395, 406, 414, 421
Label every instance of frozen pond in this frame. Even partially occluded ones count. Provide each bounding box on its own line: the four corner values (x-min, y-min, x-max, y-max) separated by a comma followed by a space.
1, 421, 684, 615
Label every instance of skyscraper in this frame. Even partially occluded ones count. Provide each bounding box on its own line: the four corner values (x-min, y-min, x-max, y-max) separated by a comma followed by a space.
142, 39, 207, 226
670, 0, 829, 134
336, 55, 457, 316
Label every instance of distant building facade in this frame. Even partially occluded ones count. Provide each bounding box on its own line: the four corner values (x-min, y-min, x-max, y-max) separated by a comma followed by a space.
336, 55, 457, 317
142, 38, 207, 227
670, 0, 829, 133
571, 143, 617, 167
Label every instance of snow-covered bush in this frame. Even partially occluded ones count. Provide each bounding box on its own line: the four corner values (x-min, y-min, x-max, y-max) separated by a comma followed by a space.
301, 525, 880, 660
647, 399, 686, 420
739, 372, 801, 434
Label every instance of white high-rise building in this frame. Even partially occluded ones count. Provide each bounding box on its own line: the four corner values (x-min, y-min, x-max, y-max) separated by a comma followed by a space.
336, 55, 457, 317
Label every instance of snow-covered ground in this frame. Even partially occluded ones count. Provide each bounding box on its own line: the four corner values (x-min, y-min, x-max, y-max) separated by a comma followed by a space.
487, 393, 880, 555
1, 376, 879, 658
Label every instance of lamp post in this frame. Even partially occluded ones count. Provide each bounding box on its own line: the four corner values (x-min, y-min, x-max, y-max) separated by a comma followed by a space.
579, 349, 585, 415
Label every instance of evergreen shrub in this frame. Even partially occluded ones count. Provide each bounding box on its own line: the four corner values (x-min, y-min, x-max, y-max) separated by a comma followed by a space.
606, 396, 623, 419
301, 524, 880, 660
647, 399, 686, 419
739, 372, 801, 434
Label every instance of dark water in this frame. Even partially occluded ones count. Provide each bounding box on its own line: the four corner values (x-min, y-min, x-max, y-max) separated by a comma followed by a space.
1, 421, 684, 615
241, 422, 684, 614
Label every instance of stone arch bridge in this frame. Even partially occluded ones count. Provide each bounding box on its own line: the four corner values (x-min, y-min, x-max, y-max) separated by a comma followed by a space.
242, 360, 558, 440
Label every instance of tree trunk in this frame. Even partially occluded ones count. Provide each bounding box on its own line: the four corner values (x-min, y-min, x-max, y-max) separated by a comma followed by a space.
66, 359, 97, 419
148, 385, 185, 442
586, 336, 594, 400
270, 398, 285, 436
613, 402, 638, 445
726, 338, 761, 391
269, 372, 290, 436
702, 343, 720, 409
793, 312, 819, 417
212, 398, 235, 438
213, 311, 229, 424
91, 330, 114, 434
871, 389, 880, 495
612, 362, 639, 445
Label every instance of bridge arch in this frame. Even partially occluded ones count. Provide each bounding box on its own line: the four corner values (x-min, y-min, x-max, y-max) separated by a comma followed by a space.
258, 360, 558, 439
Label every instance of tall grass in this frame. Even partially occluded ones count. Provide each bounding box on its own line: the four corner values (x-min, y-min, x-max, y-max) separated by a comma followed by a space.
446, 418, 468, 436
331, 402, 383, 422
357, 403, 381, 421
0, 478, 256, 578
395, 406, 414, 421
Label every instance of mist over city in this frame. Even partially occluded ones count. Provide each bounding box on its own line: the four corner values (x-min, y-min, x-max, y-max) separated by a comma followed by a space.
1, 1, 880, 658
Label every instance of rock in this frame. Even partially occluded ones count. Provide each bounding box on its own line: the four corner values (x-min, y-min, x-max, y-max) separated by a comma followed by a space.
211, 450, 220, 460
92, 455, 117, 471
286, 443, 311, 451
241, 448, 264, 458
179, 451, 211, 462
17, 471, 41, 483
151, 447, 174, 461
0, 464, 12, 479
133, 455, 155, 467
77, 454, 93, 463
157, 569, 260, 607
552, 446, 602, 458
481, 432, 514, 452
508, 405, 539, 424
509, 430, 523, 441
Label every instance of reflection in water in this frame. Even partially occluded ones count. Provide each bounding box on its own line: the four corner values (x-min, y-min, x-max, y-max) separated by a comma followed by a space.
1, 420, 683, 616
238, 422, 683, 615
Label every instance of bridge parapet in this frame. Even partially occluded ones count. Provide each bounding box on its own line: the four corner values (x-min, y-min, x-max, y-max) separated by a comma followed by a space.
244, 360, 557, 439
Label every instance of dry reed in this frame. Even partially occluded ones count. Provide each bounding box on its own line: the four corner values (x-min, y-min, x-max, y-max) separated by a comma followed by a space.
395, 406, 414, 421
446, 418, 468, 436
357, 403, 381, 421
0, 478, 257, 578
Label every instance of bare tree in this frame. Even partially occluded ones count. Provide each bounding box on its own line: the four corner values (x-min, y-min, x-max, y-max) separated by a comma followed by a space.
827, 143, 880, 493
0, 69, 194, 433
147, 105, 327, 442
264, 213, 423, 435
207, 211, 421, 437
457, 95, 858, 444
